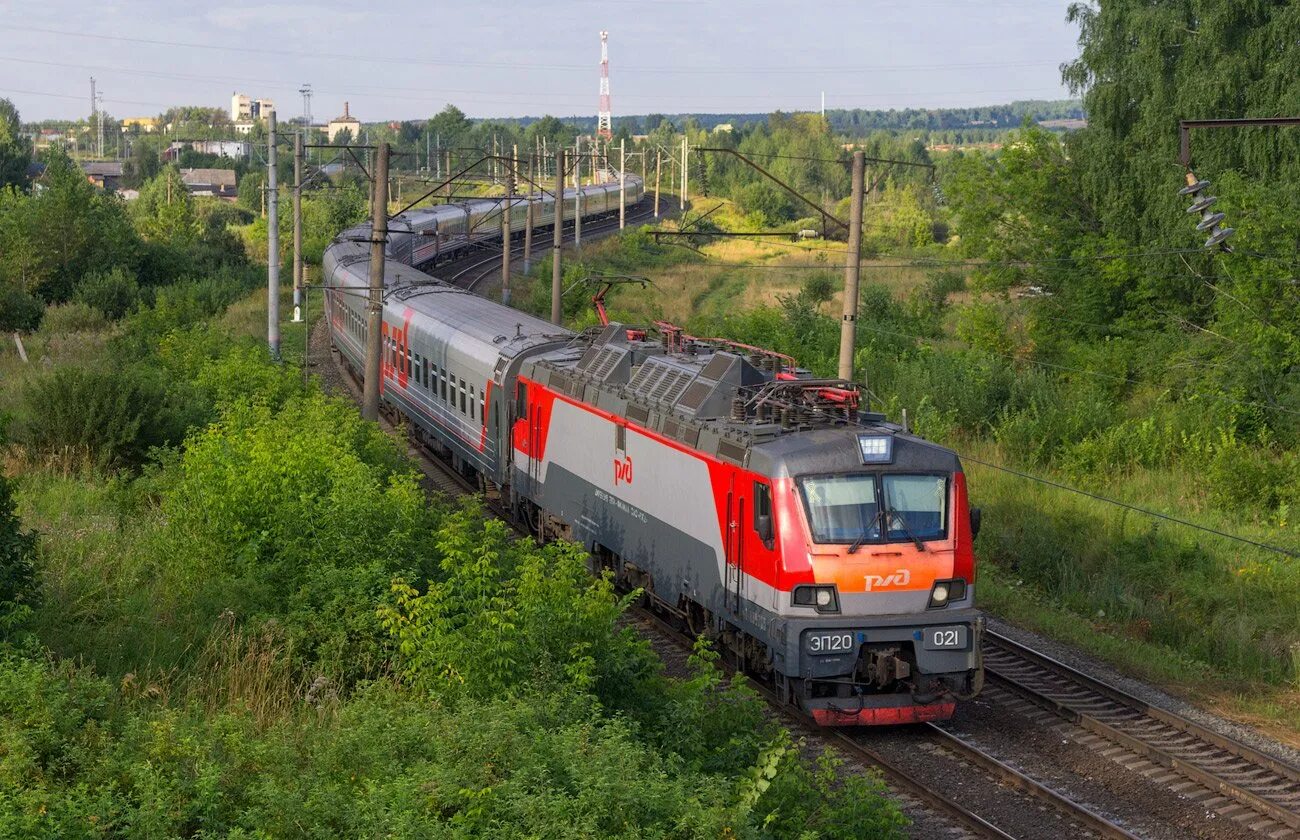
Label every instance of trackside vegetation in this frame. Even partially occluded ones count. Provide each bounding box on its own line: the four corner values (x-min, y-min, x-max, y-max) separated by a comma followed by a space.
0, 135, 906, 833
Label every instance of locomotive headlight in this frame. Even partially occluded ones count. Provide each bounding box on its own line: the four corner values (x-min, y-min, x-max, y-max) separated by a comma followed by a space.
792, 584, 840, 614
928, 578, 967, 609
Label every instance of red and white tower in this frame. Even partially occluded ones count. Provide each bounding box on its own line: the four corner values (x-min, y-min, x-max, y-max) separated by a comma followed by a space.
597, 30, 612, 140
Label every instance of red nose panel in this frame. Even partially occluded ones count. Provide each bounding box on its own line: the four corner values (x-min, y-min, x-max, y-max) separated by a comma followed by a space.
811, 701, 956, 726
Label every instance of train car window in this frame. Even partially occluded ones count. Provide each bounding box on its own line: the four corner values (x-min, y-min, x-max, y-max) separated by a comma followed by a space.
479, 391, 485, 423
469, 385, 476, 421
460, 382, 467, 414
440, 370, 447, 401
422, 359, 429, 389
615, 423, 626, 452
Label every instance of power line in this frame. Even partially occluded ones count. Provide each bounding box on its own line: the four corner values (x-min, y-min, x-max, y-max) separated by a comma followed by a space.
954, 451, 1300, 559
0, 27, 1068, 76
851, 319, 1300, 420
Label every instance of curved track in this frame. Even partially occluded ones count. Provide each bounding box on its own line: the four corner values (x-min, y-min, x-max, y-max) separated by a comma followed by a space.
436, 196, 669, 292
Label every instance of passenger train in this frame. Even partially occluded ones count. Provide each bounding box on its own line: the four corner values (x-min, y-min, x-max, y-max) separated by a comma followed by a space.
324, 172, 985, 725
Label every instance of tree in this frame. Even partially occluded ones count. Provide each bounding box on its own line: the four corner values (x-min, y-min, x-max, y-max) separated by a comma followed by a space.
134, 165, 200, 246
426, 105, 471, 148
0, 98, 32, 191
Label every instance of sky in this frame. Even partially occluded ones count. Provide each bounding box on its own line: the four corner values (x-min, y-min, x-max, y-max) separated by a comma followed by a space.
0, 0, 1083, 123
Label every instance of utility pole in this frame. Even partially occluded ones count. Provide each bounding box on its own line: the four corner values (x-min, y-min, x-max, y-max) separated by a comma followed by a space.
681, 135, 689, 207
362, 142, 390, 422
292, 130, 304, 322
523, 154, 535, 274
619, 137, 626, 229
551, 149, 565, 325
267, 111, 281, 360
89, 77, 96, 156
837, 150, 865, 381
573, 138, 582, 249
501, 168, 513, 305
654, 147, 662, 217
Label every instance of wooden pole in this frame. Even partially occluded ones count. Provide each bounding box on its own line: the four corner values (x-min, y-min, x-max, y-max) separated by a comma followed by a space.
837, 150, 865, 381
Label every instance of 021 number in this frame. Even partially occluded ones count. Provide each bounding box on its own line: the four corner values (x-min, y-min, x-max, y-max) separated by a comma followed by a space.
932, 629, 961, 647
808, 632, 854, 654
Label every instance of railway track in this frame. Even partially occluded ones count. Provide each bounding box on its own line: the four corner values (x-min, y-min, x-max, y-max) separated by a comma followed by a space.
983, 631, 1300, 838
434, 196, 668, 292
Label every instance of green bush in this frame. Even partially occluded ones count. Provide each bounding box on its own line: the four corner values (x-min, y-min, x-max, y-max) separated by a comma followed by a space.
164, 388, 433, 681
0, 476, 38, 638
74, 266, 140, 320
0, 285, 43, 332
380, 501, 656, 707
13, 366, 199, 469
37, 301, 108, 335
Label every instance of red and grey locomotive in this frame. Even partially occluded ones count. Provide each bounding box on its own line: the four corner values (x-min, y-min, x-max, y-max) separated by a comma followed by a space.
324, 176, 984, 725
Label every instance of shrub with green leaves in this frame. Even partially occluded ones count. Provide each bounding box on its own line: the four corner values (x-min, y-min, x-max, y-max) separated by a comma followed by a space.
0, 476, 37, 638
74, 266, 140, 320
14, 365, 199, 470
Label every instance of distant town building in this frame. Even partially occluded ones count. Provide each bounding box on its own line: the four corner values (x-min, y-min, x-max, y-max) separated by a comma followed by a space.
712, 123, 734, 133
233, 121, 255, 135
230, 93, 275, 122
82, 161, 123, 191
121, 117, 158, 133
166, 139, 251, 160
1038, 118, 1088, 131
180, 168, 238, 201
327, 101, 361, 143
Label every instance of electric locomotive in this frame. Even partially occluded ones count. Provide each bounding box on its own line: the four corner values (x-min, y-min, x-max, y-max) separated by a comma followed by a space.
324, 174, 984, 725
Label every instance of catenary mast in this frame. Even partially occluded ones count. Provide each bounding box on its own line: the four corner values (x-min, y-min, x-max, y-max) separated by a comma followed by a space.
597, 31, 612, 140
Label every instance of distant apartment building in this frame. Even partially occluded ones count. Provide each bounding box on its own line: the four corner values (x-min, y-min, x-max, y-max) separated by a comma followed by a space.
230, 93, 275, 122
327, 101, 361, 142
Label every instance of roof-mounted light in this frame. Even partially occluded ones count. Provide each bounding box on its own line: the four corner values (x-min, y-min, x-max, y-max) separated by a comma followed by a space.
857, 434, 894, 465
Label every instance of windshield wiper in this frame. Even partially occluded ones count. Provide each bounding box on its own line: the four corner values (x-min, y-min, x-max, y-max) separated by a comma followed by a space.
848, 509, 884, 555
889, 512, 927, 552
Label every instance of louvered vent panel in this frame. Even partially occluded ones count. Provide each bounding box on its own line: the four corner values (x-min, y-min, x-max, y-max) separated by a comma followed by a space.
576, 347, 600, 371
678, 381, 713, 411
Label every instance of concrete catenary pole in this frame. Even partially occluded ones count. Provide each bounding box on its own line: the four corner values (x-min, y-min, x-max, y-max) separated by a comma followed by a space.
292, 130, 304, 322
523, 154, 535, 274
361, 142, 390, 421
619, 137, 626, 229
837, 150, 866, 381
573, 139, 582, 249
682, 135, 689, 207
267, 110, 281, 360
501, 168, 513, 305
654, 147, 662, 218
551, 149, 565, 325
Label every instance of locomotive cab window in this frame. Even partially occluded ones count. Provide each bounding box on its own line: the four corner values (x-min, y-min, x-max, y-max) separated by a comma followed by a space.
882, 475, 947, 541
800, 475, 879, 544
797, 473, 948, 545
753, 481, 774, 546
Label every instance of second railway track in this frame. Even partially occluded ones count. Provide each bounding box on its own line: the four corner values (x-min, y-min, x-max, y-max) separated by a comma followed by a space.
982, 631, 1300, 838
